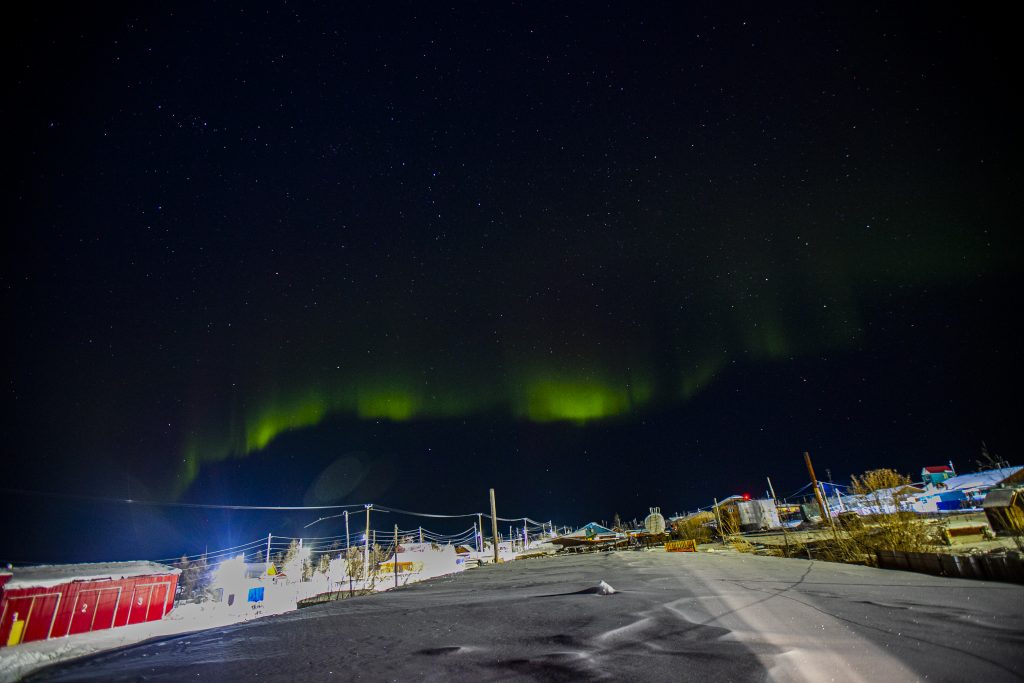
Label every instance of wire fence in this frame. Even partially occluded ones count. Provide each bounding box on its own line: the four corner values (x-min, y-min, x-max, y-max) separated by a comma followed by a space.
148, 500, 557, 567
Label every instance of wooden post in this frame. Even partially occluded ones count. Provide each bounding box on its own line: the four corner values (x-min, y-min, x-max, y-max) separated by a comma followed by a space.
489, 488, 500, 564
713, 498, 725, 544
769, 476, 792, 556
394, 524, 399, 588
804, 452, 830, 523
804, 452, 837, 540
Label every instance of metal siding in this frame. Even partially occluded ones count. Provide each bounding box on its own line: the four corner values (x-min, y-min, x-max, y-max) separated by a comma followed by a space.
67, 587, 120, 635
95, 586, 121, 631
0, 573, 177, 646
146, 584, 165, 621
1, 596, 33, 645
22, 593, 61, 643
126, 583, 153, 625
68, 589, 100, 636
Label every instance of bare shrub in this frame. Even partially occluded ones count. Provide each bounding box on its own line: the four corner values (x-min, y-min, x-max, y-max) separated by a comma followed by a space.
850, 468, 911, 494
672, 512, 714, 544
817, 510, 938, 565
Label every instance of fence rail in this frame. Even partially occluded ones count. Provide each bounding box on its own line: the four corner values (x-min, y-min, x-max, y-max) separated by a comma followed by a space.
875, 549, 1024, 585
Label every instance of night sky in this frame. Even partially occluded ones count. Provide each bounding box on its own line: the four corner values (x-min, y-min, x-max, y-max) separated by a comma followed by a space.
5, 3, 1020, 563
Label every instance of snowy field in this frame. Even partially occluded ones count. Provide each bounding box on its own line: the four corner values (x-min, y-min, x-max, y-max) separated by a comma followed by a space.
15, 550, 1024, 682
0, 543, 528, 682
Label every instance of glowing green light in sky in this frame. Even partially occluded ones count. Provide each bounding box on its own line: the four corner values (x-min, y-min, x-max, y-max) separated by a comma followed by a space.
682, 358, 722, 399
356, 390, 419, 421
520, 380, 631, 422
510, 369, 655, 423
245, 393, 330, 451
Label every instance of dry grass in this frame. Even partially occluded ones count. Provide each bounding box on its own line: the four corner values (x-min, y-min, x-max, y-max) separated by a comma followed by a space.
671, 512, 715, 544
850, 468, 911, 494
803, 510, 940, 565
730, 538, 756, 554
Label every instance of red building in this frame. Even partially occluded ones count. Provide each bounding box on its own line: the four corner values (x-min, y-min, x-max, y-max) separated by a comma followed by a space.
0, 561, 180, 647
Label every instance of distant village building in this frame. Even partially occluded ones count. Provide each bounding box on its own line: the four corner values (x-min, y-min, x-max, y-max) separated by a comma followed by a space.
911, 466, 1022, 513
0, 561, 180, 647
983, 487, 1024, 535
715, 496, 782, 532
921, 464, 955, 486
550, 523, 626, 549
736, 499, 782, 531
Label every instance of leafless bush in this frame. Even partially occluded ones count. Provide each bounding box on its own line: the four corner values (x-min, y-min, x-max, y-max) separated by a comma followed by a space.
813, 510, 939, 565
672, 512, 714, 544
850, 468, 911, 494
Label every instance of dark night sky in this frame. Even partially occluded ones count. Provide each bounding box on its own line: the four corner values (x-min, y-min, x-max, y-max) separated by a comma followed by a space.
4, 3, 1020, 562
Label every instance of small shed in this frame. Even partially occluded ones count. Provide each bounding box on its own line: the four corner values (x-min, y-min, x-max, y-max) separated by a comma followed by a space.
921, 465, 955, 486
983, 487, 1024, 535
736, 499, 782, 531
0, 561, 180, 647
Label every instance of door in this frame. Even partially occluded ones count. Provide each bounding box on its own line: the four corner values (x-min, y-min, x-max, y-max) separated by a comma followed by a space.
3, 597, 33, 646
126, 585, 153, 625
68, 591, 99, 635
145, 583, 169, 621
6, 593, 62, 644
68, 588, 120, 635
93, 587, 120, 631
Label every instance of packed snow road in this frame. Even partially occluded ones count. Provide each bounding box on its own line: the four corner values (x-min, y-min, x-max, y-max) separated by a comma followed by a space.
26, 551, 1024, 682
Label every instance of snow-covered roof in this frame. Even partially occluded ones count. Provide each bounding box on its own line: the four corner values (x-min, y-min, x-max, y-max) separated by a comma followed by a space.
2, 561, 181, 590
564, 522, 615, 538
932, 466, 1022, 493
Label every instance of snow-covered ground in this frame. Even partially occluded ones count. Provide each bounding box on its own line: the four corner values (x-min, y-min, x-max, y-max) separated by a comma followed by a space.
0, 601, 243, 683
1, 541, 527, 683
16, 549, 1024, 682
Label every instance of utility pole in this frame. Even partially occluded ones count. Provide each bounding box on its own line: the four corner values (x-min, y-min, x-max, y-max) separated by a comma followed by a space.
477, 513, 483, 553
364, 504, 372, 585
394, 524, 399, 589
419, 526, 423, 544
768, 476, 791, 555
266, 533, 272, 571
345, 510, 350, 550
489, 488, 500, 564
804, 452, 834, 529
523, 519, 528, 550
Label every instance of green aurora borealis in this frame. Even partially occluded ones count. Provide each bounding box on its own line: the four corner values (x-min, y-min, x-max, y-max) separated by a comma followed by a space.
176, 207, 1004, 492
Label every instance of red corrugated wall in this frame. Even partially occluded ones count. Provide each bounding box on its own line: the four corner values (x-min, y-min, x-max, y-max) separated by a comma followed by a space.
0, 573, 178, 646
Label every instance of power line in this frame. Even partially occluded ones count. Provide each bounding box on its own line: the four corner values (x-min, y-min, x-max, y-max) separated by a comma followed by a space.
0, 487, 369, 512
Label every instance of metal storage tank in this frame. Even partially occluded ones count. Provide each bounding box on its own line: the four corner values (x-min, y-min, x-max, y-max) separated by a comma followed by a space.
644, 507, 666, 534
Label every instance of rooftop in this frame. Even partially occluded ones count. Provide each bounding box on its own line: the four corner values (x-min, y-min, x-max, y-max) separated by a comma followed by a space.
1, 561, 180, 590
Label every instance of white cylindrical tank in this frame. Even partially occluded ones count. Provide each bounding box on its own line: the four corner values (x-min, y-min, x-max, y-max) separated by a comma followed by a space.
644, 507, 666, 534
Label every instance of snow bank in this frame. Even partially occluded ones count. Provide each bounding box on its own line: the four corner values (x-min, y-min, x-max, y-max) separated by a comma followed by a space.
0, 542, 480, 682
